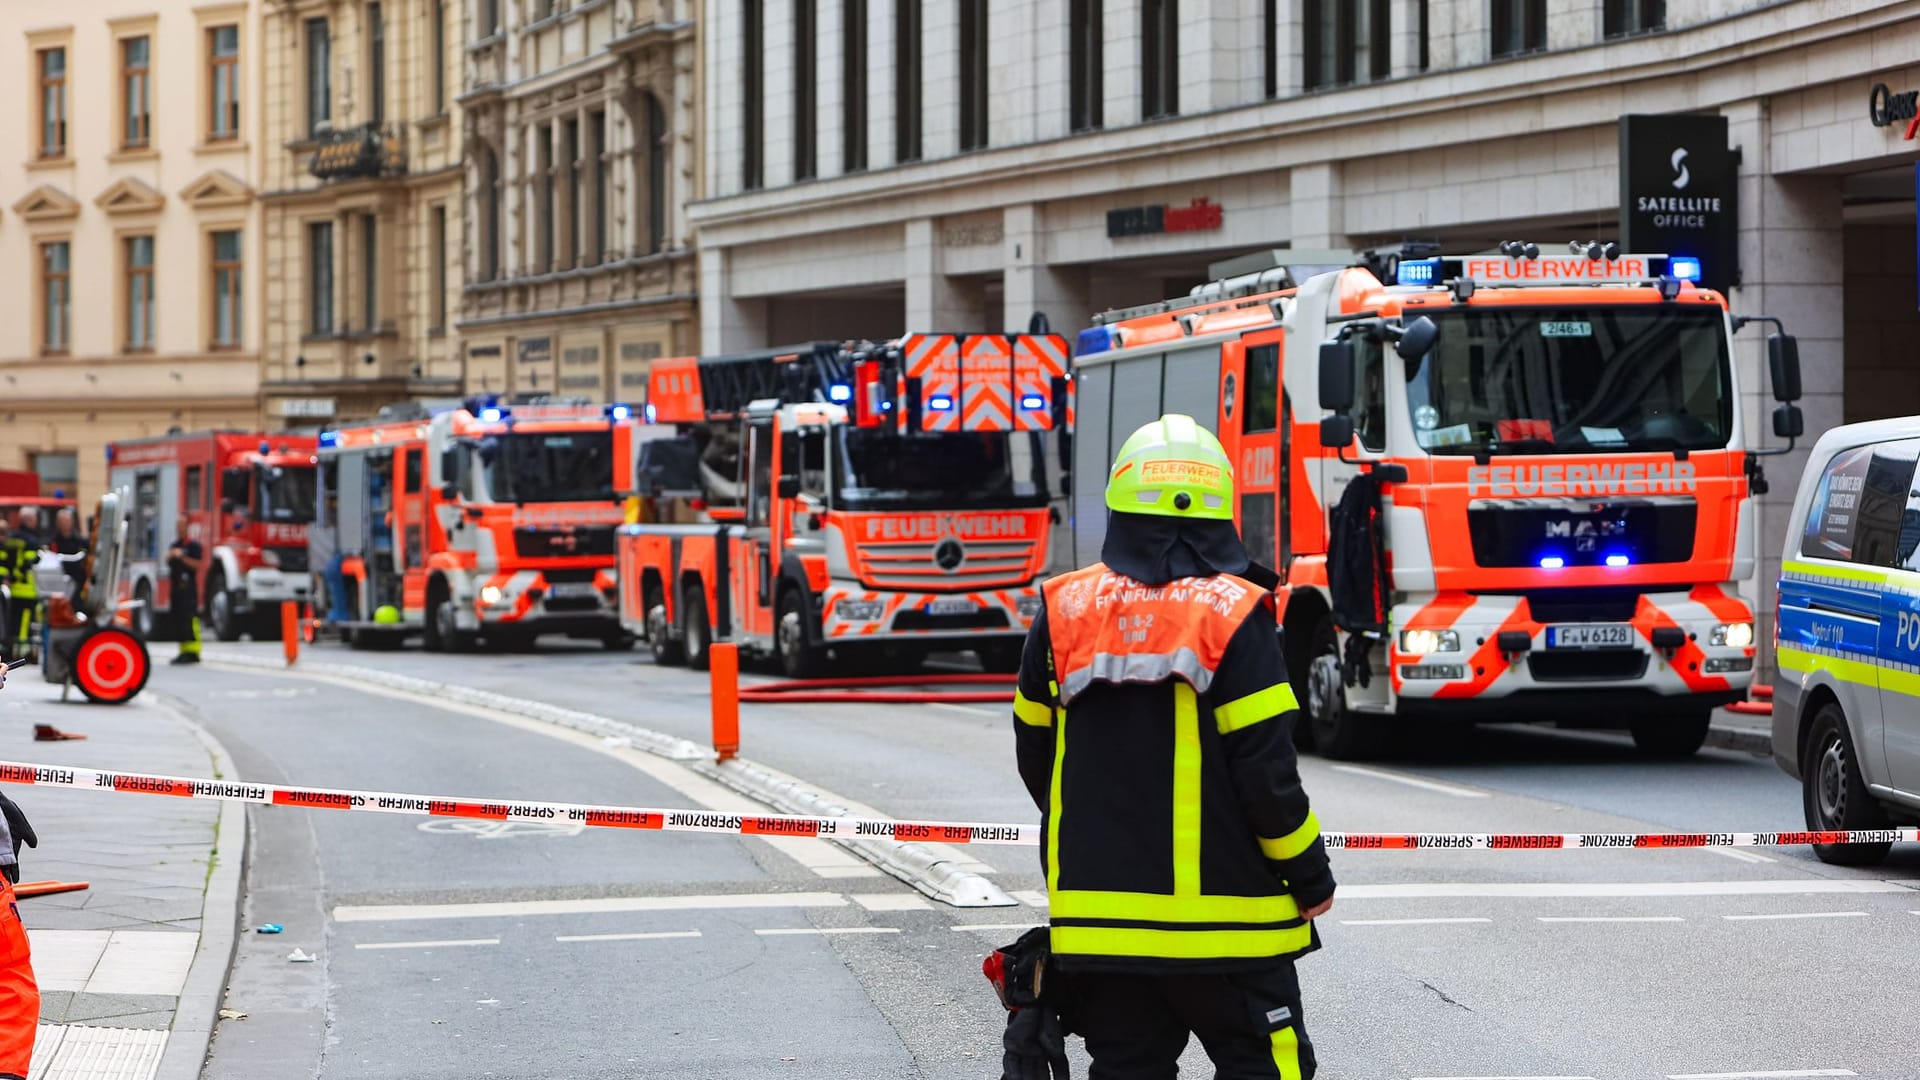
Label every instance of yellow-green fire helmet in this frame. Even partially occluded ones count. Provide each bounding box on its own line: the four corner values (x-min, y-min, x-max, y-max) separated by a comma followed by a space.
373, 604, 402, 625
1105, 414, 1235, 521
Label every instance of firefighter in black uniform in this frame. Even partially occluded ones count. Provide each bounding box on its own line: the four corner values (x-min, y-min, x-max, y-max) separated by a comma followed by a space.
1013, 415, 1336, 1080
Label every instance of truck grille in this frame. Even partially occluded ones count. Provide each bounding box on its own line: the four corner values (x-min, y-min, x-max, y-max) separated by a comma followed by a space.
1467, 501, 1696, 568
514, 525, 615, 558
272, 547, 309, 573
853, 539, 1039, 591
892, 608, 1012, 631
1527, 650, 1649, 682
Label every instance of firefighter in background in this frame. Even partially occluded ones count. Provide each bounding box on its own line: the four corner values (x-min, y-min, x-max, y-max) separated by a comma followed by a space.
0, 522, 34, 661
1012, 415, 1336, 1079
0, 660, 42, 1079
166, 514, 206, 666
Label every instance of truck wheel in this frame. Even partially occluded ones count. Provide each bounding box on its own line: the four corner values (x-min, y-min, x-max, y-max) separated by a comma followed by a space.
207, 572, 242, 642
1630, 709, 1712, 759
775, 589, 821, 679
1305, 615, 1383, 760
72, 626, 150, 705
1803, 703, 1894, 866
645, 584, 684, 666
680, 584, 712, 672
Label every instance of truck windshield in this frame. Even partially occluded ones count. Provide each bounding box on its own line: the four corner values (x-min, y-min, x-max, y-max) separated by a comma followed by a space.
258, 465, 317, 523
485, 431, 616, 503
834, 429, 1049, 511
1406, 305, 1733, 455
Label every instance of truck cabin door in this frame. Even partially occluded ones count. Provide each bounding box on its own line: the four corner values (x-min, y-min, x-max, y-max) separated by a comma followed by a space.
396, 447, 427, 615
1220, 331, 1288, 578
364, 449, 401, 612
735, 418, 777, 642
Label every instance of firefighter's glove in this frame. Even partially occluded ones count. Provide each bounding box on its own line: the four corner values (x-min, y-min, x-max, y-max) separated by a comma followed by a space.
0, 792, 36, 885
1001, 1003, 1070, 1080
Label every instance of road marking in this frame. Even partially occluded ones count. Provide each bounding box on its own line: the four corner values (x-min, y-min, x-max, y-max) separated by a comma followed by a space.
354, 938, 499, 950
1667, 1071, 1856, 1078
555, 931, 702, 943
1328, 764, 1490, 799
1536, 916, 1684, 923
1705, 847, 1775, 864
1009, 890, 1049, 908
848, 893, 933, 912
952, 923, 1044, 933
754, 927, 902, 936
1721, 911, 1868, 922
334, 891, 849, 923
1341, 880, 1914, 900
417, 819, 587, 840
1338, 917, 1492, 926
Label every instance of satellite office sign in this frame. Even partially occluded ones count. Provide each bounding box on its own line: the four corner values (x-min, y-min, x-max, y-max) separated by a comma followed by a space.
1619, 114, 1739, 293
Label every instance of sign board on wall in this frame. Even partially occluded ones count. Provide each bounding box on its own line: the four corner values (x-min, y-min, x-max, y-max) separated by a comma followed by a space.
1106, 198, 1224, 239
515, 336, 554, 394
278, 398, 336, 419
1618, 114, 1740, 293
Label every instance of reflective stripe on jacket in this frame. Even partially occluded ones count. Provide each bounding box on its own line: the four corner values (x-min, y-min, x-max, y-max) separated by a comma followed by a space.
1013, 561, 1334, 974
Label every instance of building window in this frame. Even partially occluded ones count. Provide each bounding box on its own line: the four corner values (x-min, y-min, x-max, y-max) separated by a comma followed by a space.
958, 0, 988, 151
306, 19, 331, 136
588, 108, 608, 263
477, 0, 500, 37
842, 0, 867, 172
478, 144, 501, 281
125, 235, 156, 351
39, 47, 68, 159
208, 27, 241, 141
794, 0, 817, 180
1263, 0, 1277, 98
1071, 0, 1103, 129
1141, 0, 1178, 120
1304, 0, 1389, 89
1604, 0, 1664, 37
361, 214, 378, 329
536, 123, 555, 270
893, 0, 921, 162
368, 3, 386, 126
121, 36, 151, 149
647, 95, 668, 254
309, 222, 334, 335
742, 0, 764, 190
33, 454, 78, 498
1418, 0, 1429, 69
41, 241, 71, 355
430, 205, 447, 332
431, 0, 446, 113
1491, 0, 1546, 57
212, 230, 242, 349
564, 117, 582, 266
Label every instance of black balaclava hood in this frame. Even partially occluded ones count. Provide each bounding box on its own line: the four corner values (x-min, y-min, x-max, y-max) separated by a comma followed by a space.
1100, 509, 1251, 587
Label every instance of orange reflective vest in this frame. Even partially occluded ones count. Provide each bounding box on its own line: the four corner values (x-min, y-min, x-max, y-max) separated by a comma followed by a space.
0, 877, 37, 1077
1014, 561, 1331, 972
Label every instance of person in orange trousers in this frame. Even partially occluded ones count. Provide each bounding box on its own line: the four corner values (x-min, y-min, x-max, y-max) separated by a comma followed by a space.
0, 661, 41, 1078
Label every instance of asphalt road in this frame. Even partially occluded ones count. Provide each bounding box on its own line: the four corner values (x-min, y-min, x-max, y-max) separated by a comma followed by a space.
158, 639, 1920, 1078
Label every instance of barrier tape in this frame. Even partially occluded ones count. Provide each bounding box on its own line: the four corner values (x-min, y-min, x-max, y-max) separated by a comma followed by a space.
2, 761, 1911, 852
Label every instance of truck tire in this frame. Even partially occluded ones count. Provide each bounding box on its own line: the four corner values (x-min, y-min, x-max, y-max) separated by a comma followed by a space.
775, 588, 821, 679
681, 583, 712, 672
1305, 614, 1385, 760
1802, 702, 1894, 866
207, 571, 242, 642
425, 581, 475, 654
645, 583, 684, 666
1630, 709, 1712, 758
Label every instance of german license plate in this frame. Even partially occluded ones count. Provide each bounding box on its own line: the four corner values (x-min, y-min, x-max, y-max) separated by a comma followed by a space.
924, 598, 978, 616
549, 582, 599, 599
1547, 624, 1633, 649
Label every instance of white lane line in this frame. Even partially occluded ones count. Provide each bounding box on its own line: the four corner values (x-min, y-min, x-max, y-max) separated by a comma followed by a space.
1341, 880, 1914, 900
754, 927, 902, 936
1705, 847, 1775, 864
335, 891, 848, 923
1537, 916, 1684, 924
355, 938, 499, 950
1412, 1075, 1597, 1079
1328, 764, 1491, 799
1338, 917, 1493, 926
1721, 911, 1868, 922
848, 893, 933, 912
555, 930, 702, 943
952, 923, 1044, 933
1667, 1071, 1856, 1078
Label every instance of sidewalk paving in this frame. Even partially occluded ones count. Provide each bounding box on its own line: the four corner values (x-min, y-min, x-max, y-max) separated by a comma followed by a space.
0, 673, 241, 1080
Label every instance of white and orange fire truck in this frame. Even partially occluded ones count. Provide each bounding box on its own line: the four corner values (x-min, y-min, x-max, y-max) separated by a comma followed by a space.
618, 335, 1069, 676
1069, 245, 1805, 758
107, 431, 319, 641
318, 398, 659, 650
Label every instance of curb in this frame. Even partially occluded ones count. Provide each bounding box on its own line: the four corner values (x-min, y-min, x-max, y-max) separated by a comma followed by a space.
203, 652, 1015, 908
152, 695, 248, 1080
1706, 724, 1771, 756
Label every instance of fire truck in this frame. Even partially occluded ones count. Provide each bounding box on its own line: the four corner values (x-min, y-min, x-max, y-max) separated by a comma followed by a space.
618, 334, 1068, 676
317, 398, 656, 651
106, 431, 319, 641
1069, 244, 1805, 759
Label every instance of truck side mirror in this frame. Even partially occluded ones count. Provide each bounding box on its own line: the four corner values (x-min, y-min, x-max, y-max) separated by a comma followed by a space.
1319, 414, 1355, 450
440, 483, 459, 500
1318, 341, 1356, 413
441, 447, 463, 484
1394, 316, 1438, 361
777, 476, 801, 500
1773, 404, 1804, 440
1768, 333, 1802, 402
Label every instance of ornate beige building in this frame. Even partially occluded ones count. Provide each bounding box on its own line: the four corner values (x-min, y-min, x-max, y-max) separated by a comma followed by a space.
458, 0, 699, 401
0, 1, 267, 502
259, 0, 466, 425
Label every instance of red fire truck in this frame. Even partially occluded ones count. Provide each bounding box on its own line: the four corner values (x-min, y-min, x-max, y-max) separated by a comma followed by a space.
618, 335, 1068, 676
317, 398, 655, 650
106, 432, 319, 641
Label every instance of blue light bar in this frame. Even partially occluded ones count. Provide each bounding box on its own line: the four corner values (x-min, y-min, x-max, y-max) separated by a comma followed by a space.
318, 431, 340, 449
606, 403, 632, 421
1396, 258, 1444, 286
929, 395, 955, 411
1539, 556, 1565, 569
644, 402, 658, 424
259, 441, 271, 455
828, 384, 852, 403
1020, 394, 1046, 410
1075, 327, 1113, 357
1668, 256, 1702, 282
478, 407, 505, 423
1605, 554, 1631, 567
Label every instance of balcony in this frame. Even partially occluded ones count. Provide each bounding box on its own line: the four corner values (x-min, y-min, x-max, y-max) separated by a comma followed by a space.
308, 123, 406, 182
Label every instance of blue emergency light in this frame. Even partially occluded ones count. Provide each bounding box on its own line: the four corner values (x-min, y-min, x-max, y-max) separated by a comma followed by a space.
1075, 326, 1114, 357
1668, 256, 1702, 282
828, 384, 852, 403
1605, 554, 1631, 568
1396, 258, 1444, 286
1539, 556, 1565, 570
1020, 394, 1046, 410
929, 395, 955, 411
478, 407, 506, 423
606, 403, 631, 421
318, 431, 340, 449
644, 402, 658, 424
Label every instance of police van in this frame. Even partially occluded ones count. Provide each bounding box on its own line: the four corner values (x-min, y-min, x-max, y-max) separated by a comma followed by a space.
1773, 416, 1920, 864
